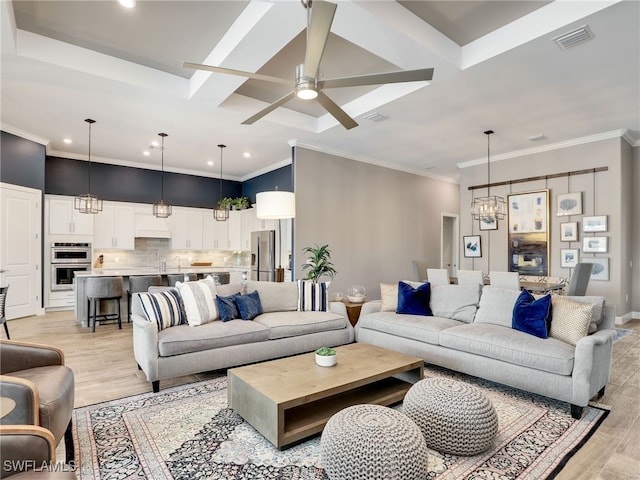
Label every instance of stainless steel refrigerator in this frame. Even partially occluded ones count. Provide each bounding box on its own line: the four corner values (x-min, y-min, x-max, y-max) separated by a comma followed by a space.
250, 230, 276, 281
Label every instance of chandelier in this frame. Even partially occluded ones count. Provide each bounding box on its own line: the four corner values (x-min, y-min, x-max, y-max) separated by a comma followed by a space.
213, 144, 229, 222
152, 132, 172, 218
471, 130, 505, 223
74, 118, 103, 214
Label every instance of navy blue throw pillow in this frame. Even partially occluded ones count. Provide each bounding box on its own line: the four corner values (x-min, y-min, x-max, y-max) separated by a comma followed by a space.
216, 294, 241, 322
236, 290, 264, 321
396, 281, 433, 316
512, 289, 551, 339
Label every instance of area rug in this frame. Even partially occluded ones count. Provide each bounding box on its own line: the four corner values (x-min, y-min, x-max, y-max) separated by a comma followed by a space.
613, 328, 632, 343
73, 366, 609, 480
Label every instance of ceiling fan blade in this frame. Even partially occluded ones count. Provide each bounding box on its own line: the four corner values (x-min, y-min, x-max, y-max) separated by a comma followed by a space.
241, 91, 297, 125
319, 68, 434, 89
303, 0, 337, 78
182, 62, 291, 86
316, 91, 358, 130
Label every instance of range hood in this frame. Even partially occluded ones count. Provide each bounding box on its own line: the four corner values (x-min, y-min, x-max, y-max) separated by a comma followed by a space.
134, 213, 171, 238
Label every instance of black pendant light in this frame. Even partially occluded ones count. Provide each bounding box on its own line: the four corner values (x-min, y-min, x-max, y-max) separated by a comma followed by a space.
74, 118, 103, 214
213, 144, 229, 221
153, 132, 172, 218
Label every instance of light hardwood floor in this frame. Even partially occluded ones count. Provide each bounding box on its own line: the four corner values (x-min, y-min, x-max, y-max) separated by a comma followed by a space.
3, 311, 639, 479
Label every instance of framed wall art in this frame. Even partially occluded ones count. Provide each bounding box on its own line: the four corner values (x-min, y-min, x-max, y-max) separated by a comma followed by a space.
560, 222, 578, 241
507, 189, 549, 275
583, 215, 608, 232
557, 192, 582, 216
560, 248, 579, 268
463, 235, 481, 258
583, 236, 608, 253
580, 257, 609, 281
479, 217, 498, 231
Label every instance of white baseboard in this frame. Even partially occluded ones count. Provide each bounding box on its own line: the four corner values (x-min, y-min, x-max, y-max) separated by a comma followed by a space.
615, 311, 638, 325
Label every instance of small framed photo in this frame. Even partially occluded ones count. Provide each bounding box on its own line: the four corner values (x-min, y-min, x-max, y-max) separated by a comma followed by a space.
560, 248, 579, 268
583, 215, 608, 233
557, 192, 582, 216
583, 236, 608, 253
479, 217, 498, 231
560, 222, 578, 241
463, 235, 482, 258
581, 257, 609, 281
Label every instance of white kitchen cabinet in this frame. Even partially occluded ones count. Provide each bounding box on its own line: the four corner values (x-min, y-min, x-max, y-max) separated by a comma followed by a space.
93, 203, 135, 249
240, 209, 256, 250
169, 208, 203, 250
228, 211, 242, 251
47, 196, 94, 235
203, 212, 230, 250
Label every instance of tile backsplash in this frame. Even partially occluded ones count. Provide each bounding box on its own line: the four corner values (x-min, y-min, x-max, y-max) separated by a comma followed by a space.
94, 238, 250, 269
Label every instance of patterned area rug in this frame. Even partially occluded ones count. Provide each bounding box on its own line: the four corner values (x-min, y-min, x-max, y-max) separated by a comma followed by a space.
73, 366, 609, 480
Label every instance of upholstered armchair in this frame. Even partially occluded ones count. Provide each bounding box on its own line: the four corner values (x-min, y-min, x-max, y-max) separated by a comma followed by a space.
0, 340, 75, 478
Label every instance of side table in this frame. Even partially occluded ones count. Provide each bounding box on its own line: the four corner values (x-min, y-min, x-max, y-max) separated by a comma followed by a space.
343, 301, 364, 327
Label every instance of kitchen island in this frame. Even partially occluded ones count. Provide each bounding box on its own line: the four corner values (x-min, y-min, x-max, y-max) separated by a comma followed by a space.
74, 267, 248, 327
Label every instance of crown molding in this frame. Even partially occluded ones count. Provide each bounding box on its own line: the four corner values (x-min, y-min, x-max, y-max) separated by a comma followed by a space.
239, 157, 292, 182
1, 124, 49, 146
622, 129, 640, 147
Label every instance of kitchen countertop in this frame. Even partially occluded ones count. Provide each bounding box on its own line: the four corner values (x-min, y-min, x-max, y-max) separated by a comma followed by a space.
76, 266, 250, 277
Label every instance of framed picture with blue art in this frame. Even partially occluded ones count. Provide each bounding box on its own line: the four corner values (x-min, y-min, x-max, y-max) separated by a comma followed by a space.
479, 217, 498, 231
463, 235, 481, 258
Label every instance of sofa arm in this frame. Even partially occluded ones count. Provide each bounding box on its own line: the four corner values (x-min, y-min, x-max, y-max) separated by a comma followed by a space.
572, 328, 615, 404
359, 300, 382, 317
0, 376, 39, 425
0, 425, 57, 476
132, 314, 160, 382
0, 340, 64, 375
329, 301, 347, 317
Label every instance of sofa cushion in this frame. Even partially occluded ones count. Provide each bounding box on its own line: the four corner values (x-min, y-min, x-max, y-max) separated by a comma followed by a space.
176, 277, 218, 325
439, 323, 575, 375
158, 320, 270, 357
430, 284, 481, 323
512, 290, 551, 339
138, 289, 186, 331
216, 294, 241, 322
550, 296, 594, 346
380, 281, 423, 312
474, 286, 522, 328
551, 295, 605, 334
397, 281, 432, 316
358, 312, 465, 346
246, 281, 298, 312
236, 290, 264, 320
253, 311, 347, 340
298, 280, 330, 312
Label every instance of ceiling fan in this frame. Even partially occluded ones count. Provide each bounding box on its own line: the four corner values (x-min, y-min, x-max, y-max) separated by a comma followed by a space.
182, 0, 434, 130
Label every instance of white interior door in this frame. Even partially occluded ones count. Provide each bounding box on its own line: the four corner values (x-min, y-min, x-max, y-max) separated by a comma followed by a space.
0, 183, 42, 319
441, 213, 459, 278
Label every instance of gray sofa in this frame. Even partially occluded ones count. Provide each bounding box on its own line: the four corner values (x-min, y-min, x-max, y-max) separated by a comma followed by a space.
355, 283, 615, 418
132, 280, 354, 392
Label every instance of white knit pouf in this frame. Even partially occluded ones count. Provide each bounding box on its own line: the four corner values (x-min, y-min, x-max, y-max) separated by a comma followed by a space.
404, 377, 498, 456
321, 404, 429, 480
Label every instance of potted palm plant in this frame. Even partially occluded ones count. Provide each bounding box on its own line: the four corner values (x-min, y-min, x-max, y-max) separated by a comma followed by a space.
301, 244, 337, 283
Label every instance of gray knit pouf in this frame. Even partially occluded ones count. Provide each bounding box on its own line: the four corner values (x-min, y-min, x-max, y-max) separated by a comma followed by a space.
404, 377, 498, 456
321, 404, 429, 480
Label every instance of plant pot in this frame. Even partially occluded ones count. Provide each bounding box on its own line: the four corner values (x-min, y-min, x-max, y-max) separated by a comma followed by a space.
315, 353, 337, 367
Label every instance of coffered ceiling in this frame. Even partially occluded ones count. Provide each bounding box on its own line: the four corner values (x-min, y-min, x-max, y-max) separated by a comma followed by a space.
1, 1, 638, 182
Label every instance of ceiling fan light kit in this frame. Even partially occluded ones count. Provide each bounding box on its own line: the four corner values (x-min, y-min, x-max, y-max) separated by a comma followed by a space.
183, 0, 433, 130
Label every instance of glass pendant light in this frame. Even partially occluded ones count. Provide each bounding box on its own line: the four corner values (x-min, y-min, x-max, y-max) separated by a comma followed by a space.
153, 132, 172, 218
213, 144, 229, 221
471, 130, 506, 223
74, 118, 103, 214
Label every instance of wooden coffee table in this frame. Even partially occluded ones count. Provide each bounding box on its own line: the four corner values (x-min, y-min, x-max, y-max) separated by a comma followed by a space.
228, 343, 423, 449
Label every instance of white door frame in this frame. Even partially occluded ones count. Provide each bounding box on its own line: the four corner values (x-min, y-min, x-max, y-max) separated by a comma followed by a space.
0, 182, 43, 319
441, 213, 459, 277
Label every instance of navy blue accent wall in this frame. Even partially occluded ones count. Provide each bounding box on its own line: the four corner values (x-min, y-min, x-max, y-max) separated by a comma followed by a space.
45, 156, 242, 208
0, 131, 46, 190
242, 165, 293, 203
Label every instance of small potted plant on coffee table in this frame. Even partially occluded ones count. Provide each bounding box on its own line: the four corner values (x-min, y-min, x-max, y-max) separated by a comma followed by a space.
315, 346, 337, 367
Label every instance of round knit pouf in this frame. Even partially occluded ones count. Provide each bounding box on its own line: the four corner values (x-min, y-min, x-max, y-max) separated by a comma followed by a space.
404, 377, 498, 456
321, 404, 428, 480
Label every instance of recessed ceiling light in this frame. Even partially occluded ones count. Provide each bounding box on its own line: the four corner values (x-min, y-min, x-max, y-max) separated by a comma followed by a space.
143, 151, 150, 156
243, 152, 251, 158
63, 138, 72, 144
150, 140, 159, 147
207, 160, 214, 166
118, 0, 136, 8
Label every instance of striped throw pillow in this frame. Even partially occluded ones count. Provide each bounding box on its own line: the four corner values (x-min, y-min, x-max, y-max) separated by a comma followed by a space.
138, 289, 186, 331
176, 277, 218, 326
298, 280, 330, 312
550, 296, 595, 345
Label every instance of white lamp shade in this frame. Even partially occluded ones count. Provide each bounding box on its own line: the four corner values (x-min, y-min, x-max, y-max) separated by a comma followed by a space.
256, 191, 295, 219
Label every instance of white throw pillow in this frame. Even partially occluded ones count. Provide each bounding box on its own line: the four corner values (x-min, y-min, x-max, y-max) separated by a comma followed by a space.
176, 277, 218, 326
430, 284, 482, 323
473, 285, 522, 328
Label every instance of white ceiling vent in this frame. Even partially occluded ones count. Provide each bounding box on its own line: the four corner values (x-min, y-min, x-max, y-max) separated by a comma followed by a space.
363, 112, 388, 122
553, 25, 594, 50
